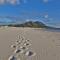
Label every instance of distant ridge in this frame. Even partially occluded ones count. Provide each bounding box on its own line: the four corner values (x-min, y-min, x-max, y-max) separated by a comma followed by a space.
1, 21, 60, 29
7, 21, 47, 28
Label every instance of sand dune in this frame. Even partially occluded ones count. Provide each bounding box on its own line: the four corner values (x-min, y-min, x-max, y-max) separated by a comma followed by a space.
0, 27, 60, 60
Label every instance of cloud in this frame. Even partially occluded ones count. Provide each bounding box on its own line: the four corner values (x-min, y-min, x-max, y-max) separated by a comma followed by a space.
7, 0, 20, 5
43, 0, 48, 3
7, 0, 28, 5
43, 0, 53, 3
44, 14, 48, 18
26, 19, 30, 22
0, 0, 5, 4
0, 0, 28, 5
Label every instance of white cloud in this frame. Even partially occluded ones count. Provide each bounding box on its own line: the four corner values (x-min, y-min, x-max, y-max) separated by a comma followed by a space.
43, 0, 53, 3
26, 19, 30, 22
0, 0, 5, 4
7, 0, 20, 5
7, 0, 28, 5
44, 14, 48, 18
43, 0, 48, 3
0, 0, 28, 5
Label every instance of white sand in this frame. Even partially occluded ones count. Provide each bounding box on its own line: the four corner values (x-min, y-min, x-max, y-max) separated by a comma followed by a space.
0, 27, 60, 60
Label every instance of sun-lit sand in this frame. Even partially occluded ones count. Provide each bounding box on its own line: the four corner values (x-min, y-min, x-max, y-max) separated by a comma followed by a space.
0, 27, 60, 60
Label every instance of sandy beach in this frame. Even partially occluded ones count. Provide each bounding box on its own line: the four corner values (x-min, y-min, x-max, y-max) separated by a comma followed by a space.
0, 27, 60, 60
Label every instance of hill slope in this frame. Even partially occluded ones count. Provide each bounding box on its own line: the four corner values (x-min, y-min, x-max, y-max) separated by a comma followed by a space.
8, 21, 47, 28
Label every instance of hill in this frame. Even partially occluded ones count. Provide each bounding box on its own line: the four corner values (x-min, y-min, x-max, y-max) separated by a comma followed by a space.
7, 21, 47, 28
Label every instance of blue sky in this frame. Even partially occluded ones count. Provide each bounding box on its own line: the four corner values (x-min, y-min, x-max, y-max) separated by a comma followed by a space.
0, 0, 60, 27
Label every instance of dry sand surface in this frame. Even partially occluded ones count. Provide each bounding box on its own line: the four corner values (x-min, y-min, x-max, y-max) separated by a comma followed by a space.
0, 27, 60, 60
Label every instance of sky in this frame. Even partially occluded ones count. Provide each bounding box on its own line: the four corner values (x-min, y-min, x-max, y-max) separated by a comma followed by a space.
0, 0, 60, 27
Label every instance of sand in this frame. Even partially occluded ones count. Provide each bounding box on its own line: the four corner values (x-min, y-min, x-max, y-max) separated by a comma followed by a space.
0, 27, 60, 60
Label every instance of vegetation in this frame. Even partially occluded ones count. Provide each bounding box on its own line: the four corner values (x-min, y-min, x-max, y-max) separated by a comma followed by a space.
0, 21, 59, 29
7, 21, 47, 28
